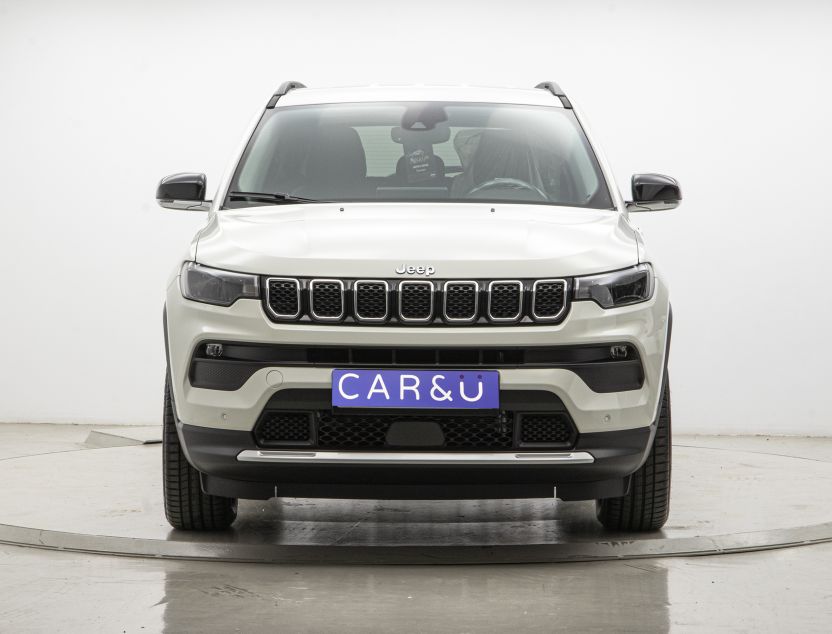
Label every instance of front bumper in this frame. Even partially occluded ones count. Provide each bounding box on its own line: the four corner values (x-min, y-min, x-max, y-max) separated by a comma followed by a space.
165, 276, 671, 436
179, 422, 654, 501
165, 274, 670, 499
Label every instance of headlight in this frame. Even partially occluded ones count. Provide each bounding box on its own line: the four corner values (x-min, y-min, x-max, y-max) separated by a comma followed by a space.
574, 263, 654, 308
179, 262, 260, 306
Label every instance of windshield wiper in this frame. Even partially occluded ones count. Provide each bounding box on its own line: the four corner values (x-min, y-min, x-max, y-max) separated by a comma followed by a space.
228, 191, 331, 205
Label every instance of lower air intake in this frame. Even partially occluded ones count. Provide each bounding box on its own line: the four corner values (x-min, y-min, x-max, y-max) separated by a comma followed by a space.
518, 413, 575, 446
255, 412, 312, 446
315, 414, 514, 450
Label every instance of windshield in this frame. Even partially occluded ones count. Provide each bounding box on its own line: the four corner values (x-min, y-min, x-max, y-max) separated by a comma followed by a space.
225, 102, 613, 209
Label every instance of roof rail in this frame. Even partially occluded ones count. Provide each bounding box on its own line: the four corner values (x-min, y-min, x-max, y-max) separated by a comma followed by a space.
535, 81, 572, 109
266, 81, 307, 108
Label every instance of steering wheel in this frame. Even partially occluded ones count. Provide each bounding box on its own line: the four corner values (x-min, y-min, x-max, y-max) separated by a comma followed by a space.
466, 177, 548, 201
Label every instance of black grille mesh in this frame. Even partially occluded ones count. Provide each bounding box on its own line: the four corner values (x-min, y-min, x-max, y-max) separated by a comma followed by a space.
489, 282, 522, 320
355, 282, 388, 320
317, 415, 388, 448
399, 283, 433, 320
255, 412, 312, 445
315, 414, 513, 450
254, 411, 577, 450
310, 281, 343, 319
444, 283, 478, 320
533, 281, 566, 318
441, 418, 513, 448
519, 413, 575, 446
267, 279, 299, 317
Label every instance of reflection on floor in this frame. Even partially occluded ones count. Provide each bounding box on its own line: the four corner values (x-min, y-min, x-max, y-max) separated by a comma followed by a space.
0, 424, 830, 632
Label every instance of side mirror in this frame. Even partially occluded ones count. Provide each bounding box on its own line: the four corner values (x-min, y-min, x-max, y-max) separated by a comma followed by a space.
156, 173, 211, 211
626, 173, 681, 212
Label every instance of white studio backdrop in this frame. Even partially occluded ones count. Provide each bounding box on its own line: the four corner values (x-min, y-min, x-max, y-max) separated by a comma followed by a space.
1, 0, 830, 434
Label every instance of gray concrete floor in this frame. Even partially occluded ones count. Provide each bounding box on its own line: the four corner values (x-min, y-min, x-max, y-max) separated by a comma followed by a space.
1, 424, 831, 632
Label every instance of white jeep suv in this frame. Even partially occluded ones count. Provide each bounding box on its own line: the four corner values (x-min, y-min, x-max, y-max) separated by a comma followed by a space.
159, 82, 679, 532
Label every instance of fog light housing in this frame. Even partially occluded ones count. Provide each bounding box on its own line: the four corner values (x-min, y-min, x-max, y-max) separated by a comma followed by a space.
610, 345, 629, 359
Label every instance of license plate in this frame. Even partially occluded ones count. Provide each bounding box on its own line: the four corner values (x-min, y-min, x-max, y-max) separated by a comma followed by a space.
331, 369, 499, 409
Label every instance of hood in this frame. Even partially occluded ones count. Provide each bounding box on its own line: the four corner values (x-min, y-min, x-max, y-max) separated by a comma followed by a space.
195, 202, 638, 278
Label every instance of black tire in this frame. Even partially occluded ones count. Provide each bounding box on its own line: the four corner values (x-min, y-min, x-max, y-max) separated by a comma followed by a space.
596, 378, 671, 531
163, 375, 237, 530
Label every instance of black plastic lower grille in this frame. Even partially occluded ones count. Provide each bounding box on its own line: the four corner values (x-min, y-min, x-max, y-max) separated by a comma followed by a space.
254, 410, 576, 450
439, 417, 513, 448
191, 343, 644, 393
518, 413, 575, 445
317, 416, 390, 448
315, 414, 514, 449
256, 412, 312, 445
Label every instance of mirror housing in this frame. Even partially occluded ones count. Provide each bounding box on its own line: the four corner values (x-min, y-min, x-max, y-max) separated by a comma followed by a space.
626, 173, 681, 212
156, 173, 211, 211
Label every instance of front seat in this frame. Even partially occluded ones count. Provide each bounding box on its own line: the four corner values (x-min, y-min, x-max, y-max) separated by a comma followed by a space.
295, 125, 368, 199
449, 129, 482, 197
451, 129, 536, 198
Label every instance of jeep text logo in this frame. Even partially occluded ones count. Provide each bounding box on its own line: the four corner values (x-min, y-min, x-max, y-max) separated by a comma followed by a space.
395, 264, 435, 276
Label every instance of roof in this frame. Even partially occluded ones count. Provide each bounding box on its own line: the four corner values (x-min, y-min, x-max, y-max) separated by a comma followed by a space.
275, 84, 565, 108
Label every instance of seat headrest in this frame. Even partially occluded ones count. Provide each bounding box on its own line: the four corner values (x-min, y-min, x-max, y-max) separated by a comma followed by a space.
470, 129, 532, 185
453, 129, 483, 170
305, 125, 367, 182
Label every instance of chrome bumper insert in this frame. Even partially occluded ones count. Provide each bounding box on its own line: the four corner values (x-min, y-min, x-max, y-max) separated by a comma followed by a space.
236, 450, 595, 465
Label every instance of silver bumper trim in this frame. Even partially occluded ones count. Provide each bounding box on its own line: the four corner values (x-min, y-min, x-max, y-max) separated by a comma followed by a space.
236, 450, 595, 465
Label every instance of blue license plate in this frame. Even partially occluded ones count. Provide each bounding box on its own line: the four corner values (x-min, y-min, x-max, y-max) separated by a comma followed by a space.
332, 369, 499, 409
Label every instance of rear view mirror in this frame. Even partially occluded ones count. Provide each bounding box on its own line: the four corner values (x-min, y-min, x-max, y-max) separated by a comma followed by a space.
156, 173, 211, 211
626, 173, 681, 212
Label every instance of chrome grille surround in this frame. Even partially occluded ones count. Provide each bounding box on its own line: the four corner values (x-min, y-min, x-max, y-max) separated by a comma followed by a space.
442, 280, 479, 323
398, 280, 435, 323
265, 277, 301, 319
487, 280, 524, 322
353, 279, 389, 323
309, 278, 345, 321
531, 278, 568, 321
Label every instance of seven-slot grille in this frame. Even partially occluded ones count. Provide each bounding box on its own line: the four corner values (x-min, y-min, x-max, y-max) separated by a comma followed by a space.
264, 277, 570, 325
